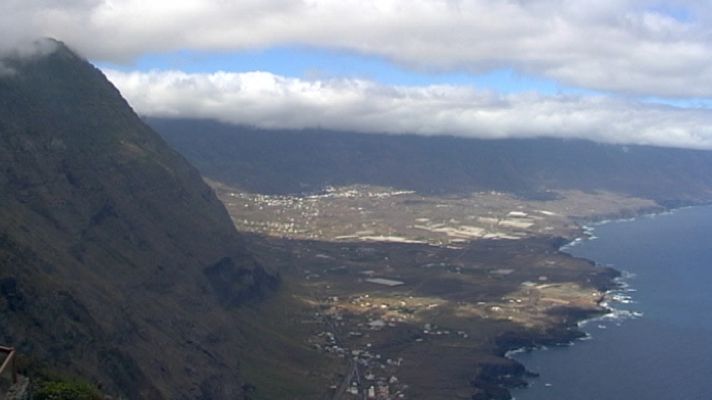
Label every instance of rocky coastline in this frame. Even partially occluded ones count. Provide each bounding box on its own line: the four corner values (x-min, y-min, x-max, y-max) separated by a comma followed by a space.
470, 279, 615, 400
471, 205, 684, 400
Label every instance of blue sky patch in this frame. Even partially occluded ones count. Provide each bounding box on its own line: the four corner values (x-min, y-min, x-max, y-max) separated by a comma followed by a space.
96, 46, 593, 96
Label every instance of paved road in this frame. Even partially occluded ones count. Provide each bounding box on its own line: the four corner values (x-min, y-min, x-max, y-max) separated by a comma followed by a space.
332, 360, 357, 400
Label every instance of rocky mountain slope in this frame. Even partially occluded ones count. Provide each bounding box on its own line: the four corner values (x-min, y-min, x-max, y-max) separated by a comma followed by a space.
0, 41, 278, 399
150, 118, 712, 206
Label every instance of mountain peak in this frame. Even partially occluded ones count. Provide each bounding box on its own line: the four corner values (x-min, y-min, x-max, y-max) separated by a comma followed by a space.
0, 37, 70, 65
0, 38, 276, 399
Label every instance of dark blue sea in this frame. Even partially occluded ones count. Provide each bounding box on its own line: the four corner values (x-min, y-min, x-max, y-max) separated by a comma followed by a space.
510, 206, 712, 400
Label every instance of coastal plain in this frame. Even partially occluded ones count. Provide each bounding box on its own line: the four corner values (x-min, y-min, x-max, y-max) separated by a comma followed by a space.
210, 183, 660, 399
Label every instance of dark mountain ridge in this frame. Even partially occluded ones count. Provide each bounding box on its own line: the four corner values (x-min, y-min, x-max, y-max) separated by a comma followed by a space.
0, 41, 278, 399
149, 118, 712, 206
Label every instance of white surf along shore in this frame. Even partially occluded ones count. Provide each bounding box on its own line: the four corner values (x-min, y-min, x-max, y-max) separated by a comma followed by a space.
505, 212, 656, 360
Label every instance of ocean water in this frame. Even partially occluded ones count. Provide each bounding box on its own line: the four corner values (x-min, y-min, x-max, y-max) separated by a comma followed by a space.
510, 206, 712, 400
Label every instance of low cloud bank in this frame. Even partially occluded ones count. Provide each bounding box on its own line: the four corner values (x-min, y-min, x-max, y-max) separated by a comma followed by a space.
106, 69, 712, 150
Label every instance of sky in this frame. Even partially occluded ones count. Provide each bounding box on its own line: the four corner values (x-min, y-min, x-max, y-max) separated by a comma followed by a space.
3, 0, 712, 149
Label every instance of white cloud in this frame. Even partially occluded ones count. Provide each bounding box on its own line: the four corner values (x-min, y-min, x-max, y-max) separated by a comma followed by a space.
0, 37, 59, 75
3, 1, 712, 97
105, 69, 712, 150
0, 36, 58, 60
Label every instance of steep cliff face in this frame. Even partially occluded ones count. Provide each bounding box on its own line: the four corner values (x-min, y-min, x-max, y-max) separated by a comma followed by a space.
0, 40, 278, 399
150, 118, 712, 205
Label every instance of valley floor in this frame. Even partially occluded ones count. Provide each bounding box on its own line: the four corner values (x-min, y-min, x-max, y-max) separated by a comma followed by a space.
212, 184, 661, 399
